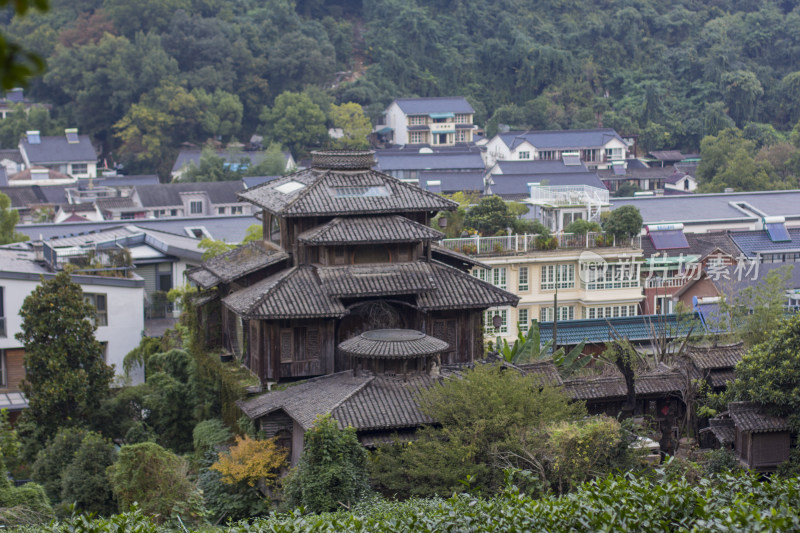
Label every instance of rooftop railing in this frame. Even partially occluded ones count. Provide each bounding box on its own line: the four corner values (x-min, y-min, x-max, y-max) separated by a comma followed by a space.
439, 232, 641, 257
527, 185, 610, 207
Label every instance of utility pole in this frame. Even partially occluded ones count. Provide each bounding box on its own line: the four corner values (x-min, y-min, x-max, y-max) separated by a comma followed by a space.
553, 268, 558, 353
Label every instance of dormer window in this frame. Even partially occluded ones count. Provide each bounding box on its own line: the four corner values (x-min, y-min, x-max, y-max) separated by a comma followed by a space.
332, 186, 390, 198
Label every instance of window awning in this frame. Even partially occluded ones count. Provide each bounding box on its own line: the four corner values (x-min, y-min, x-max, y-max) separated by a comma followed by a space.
428, 112, 454, 119
376, 127, 393, 135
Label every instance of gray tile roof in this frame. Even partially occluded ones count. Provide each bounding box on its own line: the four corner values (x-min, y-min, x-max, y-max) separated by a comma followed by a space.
392, 97, 474, 115
729, 227, 800, 257
497, 129, 624, 151
95, 175, 160, 187
493, 160, 588, 175
374, 151, 485, 172
20, 134, 97, 163
417, 261, 520, 310
95, 197, 139, 210
563, 369, 685, 400
338, 329, 449, 359
332, 374, 438, 430
728, 402, 789, 433
318, 262, 437, 297
186, 241, 288, 289
224, 266, 348, 319
297, 215, 443, 245
0, 186, 49, 207
538, 314, 700, 346
237, 371, 373, 428
703, 417, 735, 444
687, 343, 744, 371
419, 170, 484, 193
612, 190, 800, 226
135, 181, 244, 207
17, 215, 259, 242
709, 369, 736, 388
517, 361, 563, 387
238, 169, 457, 217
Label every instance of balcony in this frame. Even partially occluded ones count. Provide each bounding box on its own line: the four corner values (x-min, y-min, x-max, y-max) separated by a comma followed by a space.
644, 276, 690, 289
429, 122, 456, 134
439, 232, 641, 257
527, 185, 610, 208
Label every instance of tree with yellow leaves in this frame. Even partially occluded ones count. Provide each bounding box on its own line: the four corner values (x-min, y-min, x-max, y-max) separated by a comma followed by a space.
210, 435, 287, 487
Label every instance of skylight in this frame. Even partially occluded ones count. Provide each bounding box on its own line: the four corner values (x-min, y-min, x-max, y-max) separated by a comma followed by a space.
275, 181, 305, 194
333, 186, 391, 198
647, 223, 689, 250
764, 216, 791, 242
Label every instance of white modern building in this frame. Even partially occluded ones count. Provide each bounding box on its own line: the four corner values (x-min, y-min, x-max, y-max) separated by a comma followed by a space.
381, 97, 476, 146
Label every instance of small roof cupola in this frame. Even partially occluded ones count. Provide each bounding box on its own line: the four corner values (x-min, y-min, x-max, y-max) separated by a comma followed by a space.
338, 329, 449, 379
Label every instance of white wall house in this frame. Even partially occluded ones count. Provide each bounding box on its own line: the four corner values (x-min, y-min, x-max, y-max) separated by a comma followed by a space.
383, 97, 476, 146
0, 249, 146, 390
18, 129, 98, 178
483, 128, 630, 170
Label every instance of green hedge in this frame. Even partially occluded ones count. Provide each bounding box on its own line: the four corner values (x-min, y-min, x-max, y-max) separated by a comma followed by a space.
18, 470, 800, 532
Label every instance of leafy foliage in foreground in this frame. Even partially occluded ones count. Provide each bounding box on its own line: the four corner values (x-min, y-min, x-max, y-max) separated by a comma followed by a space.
16, 471, 800, 532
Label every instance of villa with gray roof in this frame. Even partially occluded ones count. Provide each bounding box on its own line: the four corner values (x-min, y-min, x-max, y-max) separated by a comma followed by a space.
381, 97, 476, 146
18, 129, 97, 178
482, 128, 630, 170
611, 190, 800, 233
374, 150, 485, 183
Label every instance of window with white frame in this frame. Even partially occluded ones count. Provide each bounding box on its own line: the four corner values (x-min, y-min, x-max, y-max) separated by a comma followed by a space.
456, 130, 468, 142
189, 200, 203, 215
583, 305, 638, 319
541, 264, 575, 290
540, 306, 574, 322
484, 309, 508, 334
518, 267, 529, 291
518, 151, 531, 160
231, 206, 243, 215
71, 163, 88, 175
581, 262, 640, 290
218, 207, 226, 215
605, 147, 623, 160
84, 293, 108, 326
408, 115, 427, 125
473, 267, 507, 289
538, 150, 557, 160
410, 131, 425, 144
518, 308, 529, 333
455, 114, 471, 124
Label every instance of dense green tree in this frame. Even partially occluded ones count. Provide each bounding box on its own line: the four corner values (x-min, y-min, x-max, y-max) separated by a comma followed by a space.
603, 205, 643, 240
330, 102, 371, 149
0, 193, 29, 245
728, 312, 800, 432
0, 0, 49, 89
248, 143, 291, 176
724, 265, 794, 348
31, 427, 87, 503
107, 442, 201, 521
721, 70, 763, 126
464, 196, 516, 236
284, 415, 369, 513
60, 432, 117, 515
697, 128, 778, 192
259, 91, 327, 158
16, 272, 114, 449
371, 364, 586, 497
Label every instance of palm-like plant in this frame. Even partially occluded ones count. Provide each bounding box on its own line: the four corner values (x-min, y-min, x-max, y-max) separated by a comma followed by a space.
496, 321, 589, 377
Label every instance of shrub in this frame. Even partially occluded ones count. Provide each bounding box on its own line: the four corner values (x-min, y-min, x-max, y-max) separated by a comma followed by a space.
210, 435, 286, 487
284, 415, 369, 513
60, 432, 117, 516
564, 219, 601, 235
198, 454, 271, 523
107, 442, 202, 523
0, 452, 52, 526
703, 447, 739, 475
193, 419, 232, 454
31, 428, 88, 503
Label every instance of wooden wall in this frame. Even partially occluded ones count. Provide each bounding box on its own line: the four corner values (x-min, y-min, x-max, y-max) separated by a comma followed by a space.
0, 349, 25, 392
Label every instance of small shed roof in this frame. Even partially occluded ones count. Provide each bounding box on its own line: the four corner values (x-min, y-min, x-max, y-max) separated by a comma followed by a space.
186, 241, 288, 289
728, 402, 789, 433
563, 369, 685, 401
687, 343, 744, 371
338, 329, 449, 359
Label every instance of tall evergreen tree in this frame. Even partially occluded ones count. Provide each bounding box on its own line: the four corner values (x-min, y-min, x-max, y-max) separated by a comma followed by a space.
16, 272, 114, 448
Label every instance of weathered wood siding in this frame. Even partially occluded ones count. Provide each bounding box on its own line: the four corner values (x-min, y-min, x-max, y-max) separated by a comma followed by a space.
0, 349, 25, 392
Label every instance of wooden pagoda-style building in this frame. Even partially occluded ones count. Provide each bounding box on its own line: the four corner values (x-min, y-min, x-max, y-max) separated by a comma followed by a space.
188, 150, 518, 385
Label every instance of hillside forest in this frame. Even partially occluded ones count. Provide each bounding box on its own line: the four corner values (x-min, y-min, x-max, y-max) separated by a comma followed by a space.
2, 0, 800, 178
